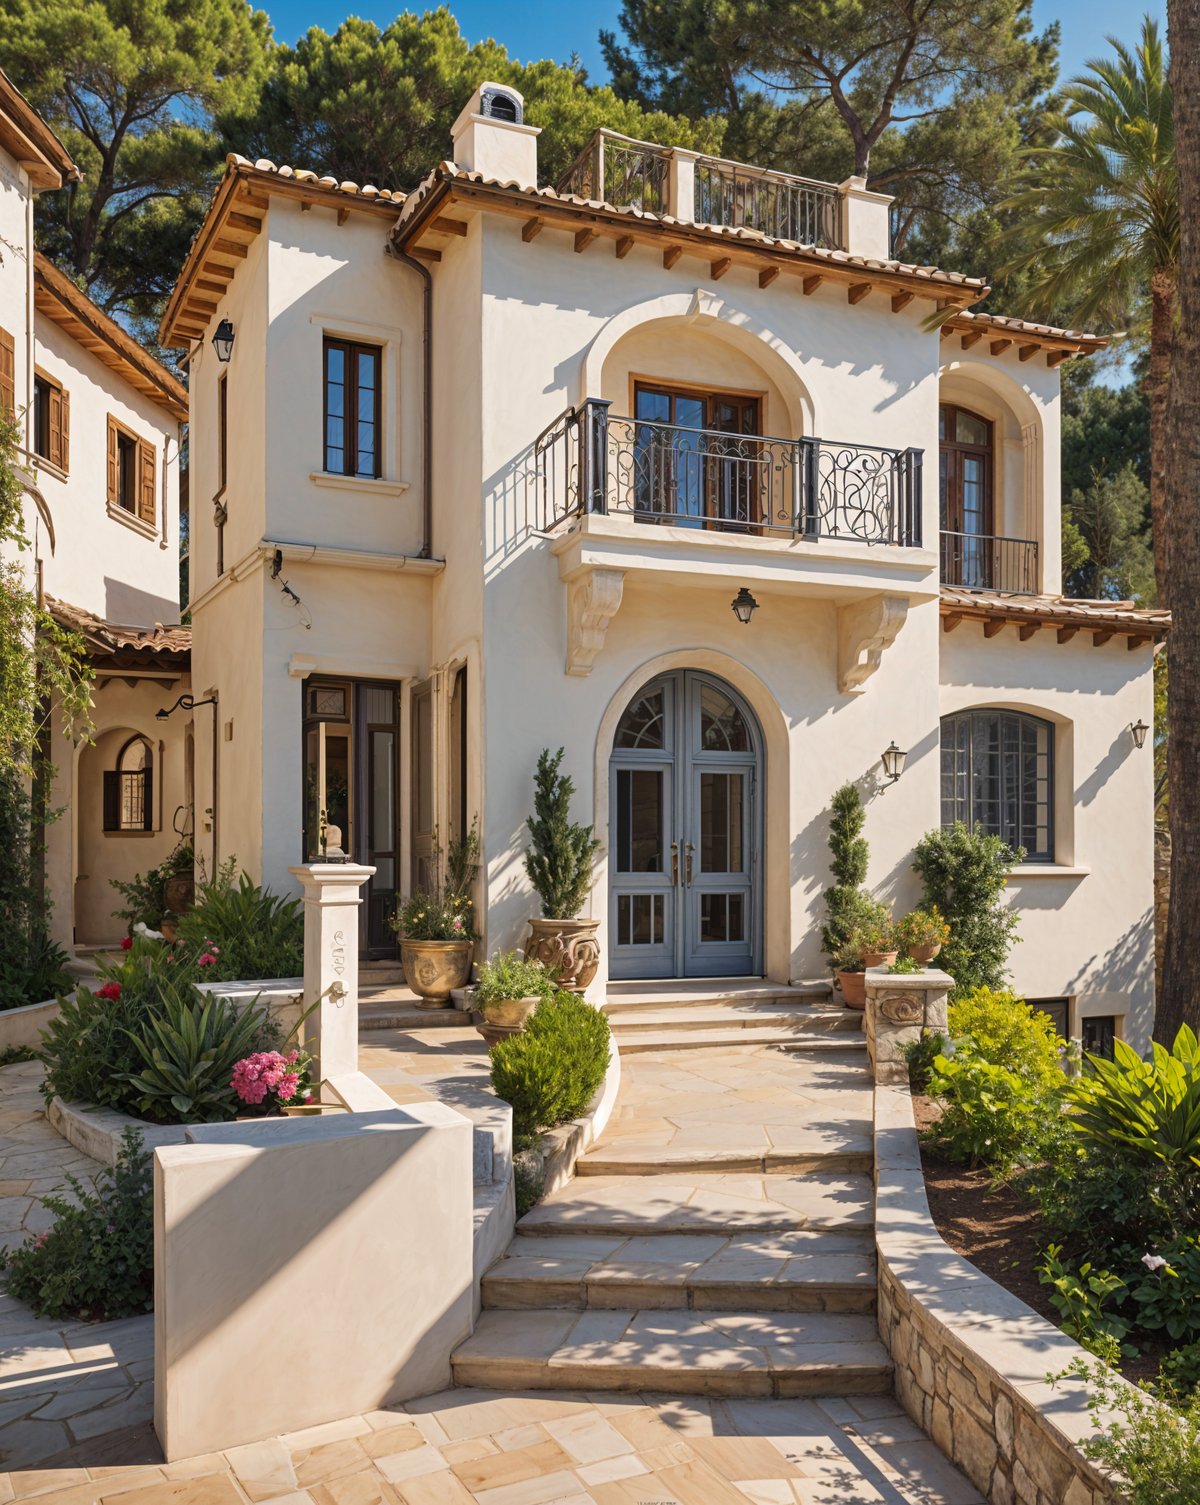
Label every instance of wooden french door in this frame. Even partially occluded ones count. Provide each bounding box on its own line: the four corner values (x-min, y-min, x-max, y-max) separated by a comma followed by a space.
609, 670, 762, 980
939, 403, 994, 588
632, 383, 761, 530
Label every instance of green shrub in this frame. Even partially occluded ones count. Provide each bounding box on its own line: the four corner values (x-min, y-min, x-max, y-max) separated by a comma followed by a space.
176, 865, 303, 980
1030, 1152, 1173, 1258
1129, 1239, 1200, 1345
514, 1154, 546, 1216
1055, 1357, 1200, 1505
0, 766, 71, 1010
0, 1128, 152, 1321
475, 952, 557, 1005
1064, 1025, 1200, 1239
110, 843, 194, 932
1037, 1242, 1135, 1363
896, 906, 951, 955
124, 988, 268, 1123
1159, 1343, 1200, 1397
490, 993, 611, 1143
925, 1051, 1068, 1174
900, 1031, 948, 1092
821, 783, 889, 963
524, 749, 601, 920
948, 987, 1066, 1090
912, 823, 1022, 993
394, 823, 482, 942
888, 955, 922, 975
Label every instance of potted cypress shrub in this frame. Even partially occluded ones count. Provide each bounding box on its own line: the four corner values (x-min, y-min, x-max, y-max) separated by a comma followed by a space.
523, 748, 603, 992
833, 930, 869, 1010
821, 783, 890, 1007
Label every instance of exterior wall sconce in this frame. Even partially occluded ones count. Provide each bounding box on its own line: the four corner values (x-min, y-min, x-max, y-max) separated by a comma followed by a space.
211, 319, 235, 363
731, 587, 759, 625
880, 741, 907, 783
156, 693, 217, 721
1130, 719, 1150, 750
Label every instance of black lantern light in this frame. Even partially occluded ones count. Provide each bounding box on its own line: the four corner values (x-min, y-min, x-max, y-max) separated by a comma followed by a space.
1130, 719, 1150, 750
731, 587, 759, 625
880, 741, 907, 783
211, 318, 235, 364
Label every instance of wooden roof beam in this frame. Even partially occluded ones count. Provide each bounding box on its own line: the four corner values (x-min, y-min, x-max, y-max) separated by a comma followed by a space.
847, 282, 872, 305
1047, 350, 1072, 368
227, 211, 263, 234
759, 266, 780, 288
1018, 622, 1041, 641
1057, 625, 1079, 643
574, 227, 597, 252
615, 235, 634, 259
1093, 630, 1114, 647
410, 246, 441, 263
711, 257, 732, 280
1128, 635, 1153, 651
983, 619, 1006, 638
432, 216, 468, 236
891, 291, 914, 312
521, 216, 543, 242
664, 245, 683, 269
802, 274, 823, 295
942, 612, 964, 633
214, 239, 248, 259
1018, 343, 1038, 361
960, 330, 985, 349
940, 325, 955, 339
989, 338, 1012, 355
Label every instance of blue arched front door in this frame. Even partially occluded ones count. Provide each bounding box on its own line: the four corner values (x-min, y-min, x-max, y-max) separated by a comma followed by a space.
609, 670, 763, 979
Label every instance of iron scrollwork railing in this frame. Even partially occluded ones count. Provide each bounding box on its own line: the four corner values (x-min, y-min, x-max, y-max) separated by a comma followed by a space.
558, 132, 670, 212
694, 159, 843, 249
536, 400, 922, 546
940, 531, 1039, 594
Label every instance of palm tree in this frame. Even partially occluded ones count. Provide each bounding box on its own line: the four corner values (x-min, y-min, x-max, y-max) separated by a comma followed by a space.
1000, 19, 1178, 606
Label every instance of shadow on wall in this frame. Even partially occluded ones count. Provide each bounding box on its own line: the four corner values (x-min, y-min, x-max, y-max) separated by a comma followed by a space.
485, 432, 560, 571
1075, 727, 1138, 809
105, 577, 180, 630
1063, 907, 1155, 1002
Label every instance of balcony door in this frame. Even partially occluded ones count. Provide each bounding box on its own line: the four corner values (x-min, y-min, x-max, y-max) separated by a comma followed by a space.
939, 404, 993, 588
609, 670, 762, 979
632, 383, 761, 530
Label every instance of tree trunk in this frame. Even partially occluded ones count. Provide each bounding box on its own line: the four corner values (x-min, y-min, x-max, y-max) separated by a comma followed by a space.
1147, 269, 1176, 608
1157, 0, 1200, 1046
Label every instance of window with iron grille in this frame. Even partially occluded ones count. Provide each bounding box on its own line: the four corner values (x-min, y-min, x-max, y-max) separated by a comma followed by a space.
940, 710, 1054, 861
103, 736, 153, 832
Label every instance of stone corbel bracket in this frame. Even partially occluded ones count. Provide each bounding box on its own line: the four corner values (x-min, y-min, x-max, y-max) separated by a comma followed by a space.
837, 592, 909, 695
566, 567, 625, 676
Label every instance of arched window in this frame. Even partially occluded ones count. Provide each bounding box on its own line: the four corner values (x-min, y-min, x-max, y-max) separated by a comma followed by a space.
939, 403, 993, 588
941, 710, 1053, 862
104, 735, 153, 832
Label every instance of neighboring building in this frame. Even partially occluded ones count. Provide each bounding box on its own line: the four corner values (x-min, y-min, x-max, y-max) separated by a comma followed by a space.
161, 85, 1167, 1049
0, 68, 191, 952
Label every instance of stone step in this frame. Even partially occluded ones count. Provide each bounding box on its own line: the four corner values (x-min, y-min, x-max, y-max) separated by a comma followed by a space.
452, 1308, 893, 1398
604, 981, 832, 1013
577, 1129, 872, 1178
517, 1171, 874, 1238
481, 1230, 877, 1314
608, 1003, 861, 1032
358, 1003, 467, 1031
613, 1028, 867, 1054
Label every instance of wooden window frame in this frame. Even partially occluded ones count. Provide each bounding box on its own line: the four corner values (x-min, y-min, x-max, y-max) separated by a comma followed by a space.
107, 415, 157, 536
632, 378, 764, 532
103, 734, 154, 833
939, 402, 994, 537
32, 368, 69, 476
323, 337, 383, 480
0, 327, 14, 419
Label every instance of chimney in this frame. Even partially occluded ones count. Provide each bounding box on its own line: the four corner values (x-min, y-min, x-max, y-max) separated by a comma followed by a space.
450, 82, 540, 190
838, 176, 894, 261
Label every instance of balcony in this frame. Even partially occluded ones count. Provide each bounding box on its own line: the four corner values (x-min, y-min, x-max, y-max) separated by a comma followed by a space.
939, 531, 1039, 595
557, 130, 846, 252
536, 400, 922, 546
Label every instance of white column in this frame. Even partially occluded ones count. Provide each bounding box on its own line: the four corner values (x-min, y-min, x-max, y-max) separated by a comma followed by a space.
837, 176, 895, 260
669, 148, 699, 222
289, 860, 375, 1082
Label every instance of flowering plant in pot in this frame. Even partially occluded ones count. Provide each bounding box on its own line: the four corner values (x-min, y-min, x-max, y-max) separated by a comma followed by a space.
897, 906, 950, 965
523, 749, 603, 992
858, 914, 898, 968
471, 951, 557, 1045
231, 1048, 316, 1115
392, 822, 481, 1006
833, 931, 869, 1010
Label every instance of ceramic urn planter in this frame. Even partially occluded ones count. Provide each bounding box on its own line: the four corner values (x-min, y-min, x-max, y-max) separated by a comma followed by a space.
862, 949, 899, 968
908, 943, 942, 966
474, 994, 542, 1048
524, 917, 601, 993
836, 968, 867, 1010
401, 939, 474, 1006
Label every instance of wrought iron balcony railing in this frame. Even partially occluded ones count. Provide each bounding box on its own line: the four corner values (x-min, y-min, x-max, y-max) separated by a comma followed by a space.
535, 399, 922, 547
556, 130, 845, 250
940, 531, 1039, 595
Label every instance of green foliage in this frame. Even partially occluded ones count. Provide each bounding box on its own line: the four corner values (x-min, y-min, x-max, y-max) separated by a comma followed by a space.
948, 988, 1066, 1093
0, 771, 72, 1010
394, 820, 482, 942
1129, 1240, 1200, 1345
524, 749, 601, 921
0, 1129, 152, 1321
1159, 1344, 1200, 1397
490, 993, 611, 1143
1055, 1357, 1200, 1505
901, 1031, 948, 1093
474, 953, 557, 1005
228, 8, 720, 196
1064, 464, 1156, 604
896, 906, 951, 954
1030, 1152, 1174, 1260
513, 1154, 546, 1217
912, 824, 1022, 993
822, 783, 888, 965
1064, 1025, 1200, 1237
1037, 1243, 1135, 1363
0, 0, 272, 341
175, 865, 302, 979
124, 987, 267, 1123
0, 1045, 37, 1067
888, 955, 922, 976
110, 844, 195, 932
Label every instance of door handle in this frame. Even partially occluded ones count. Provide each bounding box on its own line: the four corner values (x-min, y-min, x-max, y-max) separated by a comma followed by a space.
685, 842, 694, 888
670, 841, 679, 885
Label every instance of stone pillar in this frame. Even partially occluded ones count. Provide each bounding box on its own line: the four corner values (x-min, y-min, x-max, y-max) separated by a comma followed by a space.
837, 176, 895, 260
289, 859, 375, 1084
865, 967, 953, 1084
669, 148, 699, 221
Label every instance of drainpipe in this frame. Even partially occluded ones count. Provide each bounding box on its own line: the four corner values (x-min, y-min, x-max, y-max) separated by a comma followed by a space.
389, 247, 433, 558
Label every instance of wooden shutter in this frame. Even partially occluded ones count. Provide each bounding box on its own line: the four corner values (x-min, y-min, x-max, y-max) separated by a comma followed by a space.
0, 329, 13, 418
103, 771, 120, 832
48, 384, 62, 470
141, 765, 154, 831
106, 417, 118, 504
59, 388, 69, 473
137, 439, 156, 525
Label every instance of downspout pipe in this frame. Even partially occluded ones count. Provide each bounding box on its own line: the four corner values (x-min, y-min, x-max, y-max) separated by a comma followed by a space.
389, 247, 433, 559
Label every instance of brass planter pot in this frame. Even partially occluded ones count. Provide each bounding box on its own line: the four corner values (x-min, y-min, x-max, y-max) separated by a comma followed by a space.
524, 917, 601, 993
401, 939, 474, 1006
475, 994, 541, 1047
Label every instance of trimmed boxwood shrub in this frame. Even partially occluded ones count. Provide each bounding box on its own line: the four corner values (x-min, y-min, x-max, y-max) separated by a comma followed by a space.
489, 992, 611, 1145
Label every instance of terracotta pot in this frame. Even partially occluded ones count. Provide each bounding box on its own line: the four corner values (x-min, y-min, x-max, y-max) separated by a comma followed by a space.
908, 942, 942, 965
863, 949, 899, 968
400, 939, 474, 1005
163, 874, 195, 915
160, 919, 178, 943
836, 968, 867, 1010
524, 917, 601, 993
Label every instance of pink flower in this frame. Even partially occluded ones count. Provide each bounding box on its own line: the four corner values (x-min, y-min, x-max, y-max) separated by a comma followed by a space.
33, 1233, 48, 1250
120, 936, 133, 951
96, 982, 122, 1001
275, 1072, 300, 1102
197, 953, 217, 967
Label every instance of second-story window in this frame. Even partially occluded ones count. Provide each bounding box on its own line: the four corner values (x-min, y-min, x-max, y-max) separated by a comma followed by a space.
33, 372, 69, 473
107, 416, 156, 528
941, 709, 1054, 862
324, 337, 381, 478
939, 404, 993, 588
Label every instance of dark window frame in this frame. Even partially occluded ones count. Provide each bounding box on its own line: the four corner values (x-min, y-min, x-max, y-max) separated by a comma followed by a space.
103, 734, 153, 833
940, 709, 1055, 862
323, 337, 382, 479
939, 402, 994, 539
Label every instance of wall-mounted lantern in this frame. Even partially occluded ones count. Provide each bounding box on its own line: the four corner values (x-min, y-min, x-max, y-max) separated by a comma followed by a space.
880, 741, 907, 784
211, 319, 235, 364
731, 587, 759, 625
1130, 719, 1150, 750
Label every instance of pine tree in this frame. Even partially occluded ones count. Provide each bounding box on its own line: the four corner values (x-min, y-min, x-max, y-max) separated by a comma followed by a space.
524, 748, 602, 920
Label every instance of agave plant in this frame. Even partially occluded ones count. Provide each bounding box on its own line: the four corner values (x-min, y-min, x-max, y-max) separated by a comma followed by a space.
123, 988, 267, 1123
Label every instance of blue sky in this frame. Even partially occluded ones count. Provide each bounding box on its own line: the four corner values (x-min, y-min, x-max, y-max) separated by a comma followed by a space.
259, 0, 1167, 82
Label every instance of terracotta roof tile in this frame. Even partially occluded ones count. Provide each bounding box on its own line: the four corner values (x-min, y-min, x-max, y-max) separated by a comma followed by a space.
947, 309, 1107, 348
47, 597, 191, 657
226, 154, 407, 204
941, 587, 1168, 635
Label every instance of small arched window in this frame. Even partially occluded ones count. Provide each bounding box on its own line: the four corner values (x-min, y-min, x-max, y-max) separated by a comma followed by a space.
104, 735, 153, 832
941, 710, 1053, 862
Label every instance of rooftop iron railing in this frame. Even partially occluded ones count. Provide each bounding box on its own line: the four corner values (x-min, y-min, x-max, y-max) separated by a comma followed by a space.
940, 531, 1039, 595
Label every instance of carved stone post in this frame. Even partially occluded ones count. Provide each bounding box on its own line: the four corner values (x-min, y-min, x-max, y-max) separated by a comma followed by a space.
865, 966, 954, 1084
289, 860, 375, 1084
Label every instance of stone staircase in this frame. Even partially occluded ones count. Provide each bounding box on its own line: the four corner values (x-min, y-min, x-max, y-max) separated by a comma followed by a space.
453, 982, 892, 1399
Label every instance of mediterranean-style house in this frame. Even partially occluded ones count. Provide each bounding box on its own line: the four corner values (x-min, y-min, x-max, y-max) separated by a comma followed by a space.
0, 69, 190, 953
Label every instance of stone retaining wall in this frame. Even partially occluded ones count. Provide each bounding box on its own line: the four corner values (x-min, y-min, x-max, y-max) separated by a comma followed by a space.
874, 1080, 1127, 1505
